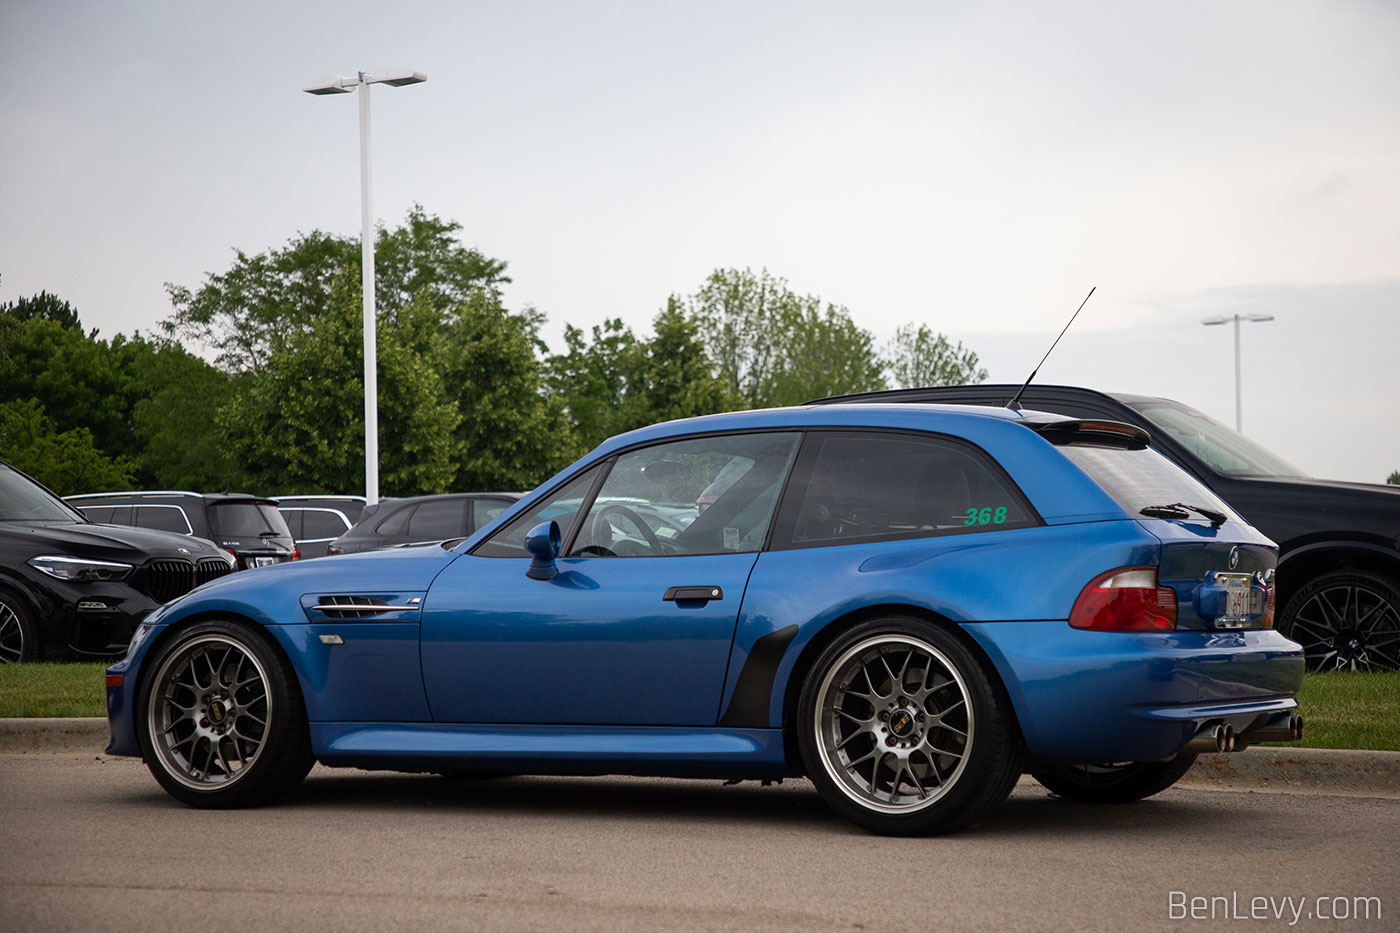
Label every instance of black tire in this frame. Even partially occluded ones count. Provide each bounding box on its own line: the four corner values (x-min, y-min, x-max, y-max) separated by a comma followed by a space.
136, 619, 313, 808
1032, 753, 1197, 803
796, 616, 1023, 836
0, 590, 40, 663
1278, 570, 1400, 671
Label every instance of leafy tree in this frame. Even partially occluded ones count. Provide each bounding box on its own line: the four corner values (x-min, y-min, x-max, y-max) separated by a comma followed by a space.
687, 268, 886, 407
439, 289, 575, 490
130, 340, 248, 491
886, 324, 988, 388
1388, 471, 1400, 486
545, 300, 738, 453
218, 279, 463, 496
0, 289, 82, 330
0, 399, 135, 495
164, 206, 509, 373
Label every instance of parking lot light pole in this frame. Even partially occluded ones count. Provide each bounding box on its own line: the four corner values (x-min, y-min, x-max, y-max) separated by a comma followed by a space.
1201, 313, 1274, 432
302, 69, 427, 506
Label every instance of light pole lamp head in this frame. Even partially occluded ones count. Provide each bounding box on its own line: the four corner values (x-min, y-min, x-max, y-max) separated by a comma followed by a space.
302, 75, 356, 95
1200, 316, 1229, 326
364, 69, 427, 88
1245, 313, 1275, 323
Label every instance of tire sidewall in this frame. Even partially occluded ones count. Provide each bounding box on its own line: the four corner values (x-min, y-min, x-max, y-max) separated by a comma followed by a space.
796, 616, 1014, 834
136, 618, 309, 808
0, 588, 39, 663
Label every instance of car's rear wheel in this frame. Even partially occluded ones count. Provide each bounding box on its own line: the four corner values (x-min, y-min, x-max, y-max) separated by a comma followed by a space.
1278, 570, 1400, 671
1032, 753, 1198, 803
137, 619, 313, 808
797, 618, 1022, 836
0, 592, 39, 663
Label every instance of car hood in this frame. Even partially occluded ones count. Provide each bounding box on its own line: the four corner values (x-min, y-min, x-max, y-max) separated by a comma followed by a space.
5, 521, 224, 562
1223, 477, 1400, 543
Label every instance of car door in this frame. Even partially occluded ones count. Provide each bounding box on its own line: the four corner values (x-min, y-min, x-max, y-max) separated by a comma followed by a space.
420, 432, 801, 725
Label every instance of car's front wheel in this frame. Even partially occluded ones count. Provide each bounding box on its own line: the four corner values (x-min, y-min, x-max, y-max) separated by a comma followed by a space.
0, 591, 39, 663
137, 619, 313, 808
1277, 570, 1400, 671
796, 618, 1023, 836
1031, 754, 1198, 803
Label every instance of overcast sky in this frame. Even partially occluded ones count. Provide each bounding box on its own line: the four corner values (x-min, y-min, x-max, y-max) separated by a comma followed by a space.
2, 1, 1397, 482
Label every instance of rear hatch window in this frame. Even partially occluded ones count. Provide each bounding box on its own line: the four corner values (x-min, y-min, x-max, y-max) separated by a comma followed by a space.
209, 502, 293, 539
1059, 445, 1240, 523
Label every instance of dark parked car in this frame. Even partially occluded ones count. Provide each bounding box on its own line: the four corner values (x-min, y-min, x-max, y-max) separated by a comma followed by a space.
275, 496, 366, 559
66, 491, 299, 570
325, 493, 519, 555
812, 384, 1400, 671
1, 462, 235, 661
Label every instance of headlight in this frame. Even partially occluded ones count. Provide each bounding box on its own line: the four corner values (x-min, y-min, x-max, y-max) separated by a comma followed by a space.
28, 555, 133, 582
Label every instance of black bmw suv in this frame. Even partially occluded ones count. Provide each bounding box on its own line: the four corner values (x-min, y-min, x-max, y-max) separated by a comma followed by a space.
0, 462, 236, 662
813, 384, 1400, 671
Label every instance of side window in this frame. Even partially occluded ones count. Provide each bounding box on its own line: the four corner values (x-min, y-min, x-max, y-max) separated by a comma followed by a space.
80, 506, 113, 523
302, 510, 350, 540
776, 432, 1036, 549
108, 505, 136, 527
137, 506, 192, 535
280, 509, 305, 539
406, 499, 468, 539
471, 497, 514, 531
568, 432, 800, 557
375, 505, 413, 537
473, 466, 602, 558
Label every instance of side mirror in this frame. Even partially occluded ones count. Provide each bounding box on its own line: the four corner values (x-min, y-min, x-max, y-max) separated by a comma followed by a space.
524, 520, 561, 580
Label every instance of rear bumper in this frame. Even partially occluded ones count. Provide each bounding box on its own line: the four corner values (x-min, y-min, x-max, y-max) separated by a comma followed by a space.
962, 621, 1305, 765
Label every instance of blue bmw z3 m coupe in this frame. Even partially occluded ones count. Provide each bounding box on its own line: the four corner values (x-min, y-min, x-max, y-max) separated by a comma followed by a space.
105, 403, 1305, 834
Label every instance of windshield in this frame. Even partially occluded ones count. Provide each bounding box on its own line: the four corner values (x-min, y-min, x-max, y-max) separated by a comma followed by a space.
209, 502, 291, 538
1132, 400, 1306, 478
0, 466, 86, 522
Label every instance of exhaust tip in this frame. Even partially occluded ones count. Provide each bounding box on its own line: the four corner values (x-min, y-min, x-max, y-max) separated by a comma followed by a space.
1222, 724, 1236, 753
1213, 725, 1227, 752
1290, 714, 1304, 742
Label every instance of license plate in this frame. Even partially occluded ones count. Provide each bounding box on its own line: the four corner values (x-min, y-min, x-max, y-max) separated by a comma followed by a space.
254, 556, 277, 568
1215, 572, 1252, 627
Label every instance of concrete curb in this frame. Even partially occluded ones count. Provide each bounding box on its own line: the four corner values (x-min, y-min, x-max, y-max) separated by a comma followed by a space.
1, 717, 110, 753
4, 718, 1399, 797
1182, 747, 1400, 798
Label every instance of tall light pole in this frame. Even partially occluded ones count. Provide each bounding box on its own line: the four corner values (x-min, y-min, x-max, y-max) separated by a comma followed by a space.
1201, 313, 1274, 432
302, 69, 427, 506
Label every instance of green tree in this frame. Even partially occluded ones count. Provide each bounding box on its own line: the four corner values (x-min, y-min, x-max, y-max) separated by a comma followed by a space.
0, 399, 135, 495
0, 289, 82, 330
886, 323, 989, 388
164, 206, 509, 373
218, 279, 463, 496
545, 300, 738, 453
1388, 471, 1400, 485
687, 268, 886, 407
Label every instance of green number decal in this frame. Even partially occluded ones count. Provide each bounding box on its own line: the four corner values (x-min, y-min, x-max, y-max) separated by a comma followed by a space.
993, 507, 1007, 524
963, 508, 978, 526
978, 507, 993, 524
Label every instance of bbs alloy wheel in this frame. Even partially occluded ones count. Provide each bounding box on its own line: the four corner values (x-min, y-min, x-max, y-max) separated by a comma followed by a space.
797, 618, 1022, 835
138, 620, 312, 808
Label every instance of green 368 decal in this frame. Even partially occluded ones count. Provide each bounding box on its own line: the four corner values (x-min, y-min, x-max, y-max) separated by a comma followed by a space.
964, 506, 1008, 526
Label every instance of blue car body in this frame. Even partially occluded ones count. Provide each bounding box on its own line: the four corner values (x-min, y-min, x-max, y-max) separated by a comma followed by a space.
106, 404, 1304, 787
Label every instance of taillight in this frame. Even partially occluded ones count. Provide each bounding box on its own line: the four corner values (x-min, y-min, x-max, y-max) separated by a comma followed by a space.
325, 545, 344, 556
291, 548, 302, 561
1070, 567, 1177, 632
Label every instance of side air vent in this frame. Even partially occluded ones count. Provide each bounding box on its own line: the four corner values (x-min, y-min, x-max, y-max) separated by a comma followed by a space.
301, 592, 424, 623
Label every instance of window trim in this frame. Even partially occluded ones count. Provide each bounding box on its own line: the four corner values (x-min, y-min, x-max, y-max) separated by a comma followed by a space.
766, 427, 1044, 552
280, 506, 353, 544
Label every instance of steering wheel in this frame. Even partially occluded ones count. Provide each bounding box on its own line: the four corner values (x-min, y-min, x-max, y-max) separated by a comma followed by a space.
592, 504, 662, 553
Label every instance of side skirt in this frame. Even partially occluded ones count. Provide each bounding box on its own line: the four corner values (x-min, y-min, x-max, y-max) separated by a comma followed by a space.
311, 722, 793, 778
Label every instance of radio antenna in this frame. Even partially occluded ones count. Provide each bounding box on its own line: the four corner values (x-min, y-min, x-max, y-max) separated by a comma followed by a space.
1006, 286, 1096, 411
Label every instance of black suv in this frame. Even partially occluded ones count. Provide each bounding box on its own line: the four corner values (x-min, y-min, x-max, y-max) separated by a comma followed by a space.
0, 462, 236, 661
326, 493, 519, 555
813, 384, 1400, 671
66, 491, 299, 569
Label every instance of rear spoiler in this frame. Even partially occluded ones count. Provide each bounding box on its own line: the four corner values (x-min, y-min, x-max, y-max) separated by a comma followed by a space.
1017, 416, 1151, 450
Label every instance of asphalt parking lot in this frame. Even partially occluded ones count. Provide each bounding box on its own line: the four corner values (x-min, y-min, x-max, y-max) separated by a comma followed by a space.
2, 753, 1396, 932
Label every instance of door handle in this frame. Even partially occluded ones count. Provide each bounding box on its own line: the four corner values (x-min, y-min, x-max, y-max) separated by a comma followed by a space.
663, 586, 723, 603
